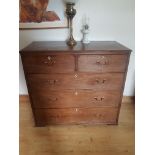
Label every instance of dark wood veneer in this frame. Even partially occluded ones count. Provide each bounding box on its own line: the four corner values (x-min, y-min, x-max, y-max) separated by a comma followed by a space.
31, 90, 121, 109
34, 107, 118, 126
20, 41, 131, 53
27, 73, 124, 91
78, 55, 128, 73
20, 41, 131, 126
22, 55, 75, 73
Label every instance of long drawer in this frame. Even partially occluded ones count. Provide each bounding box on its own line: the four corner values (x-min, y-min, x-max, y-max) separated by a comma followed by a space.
34, 107, 118, 125
27, 73, 124, 91
31, 90, 121, 108
78, 54, 128, 73
22, 54, 75, 73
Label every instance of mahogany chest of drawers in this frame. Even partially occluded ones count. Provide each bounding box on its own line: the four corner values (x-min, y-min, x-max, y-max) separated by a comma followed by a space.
20, 41, 131, 127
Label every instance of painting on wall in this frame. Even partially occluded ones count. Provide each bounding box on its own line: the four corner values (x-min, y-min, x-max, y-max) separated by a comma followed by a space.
19, 0, 67, 29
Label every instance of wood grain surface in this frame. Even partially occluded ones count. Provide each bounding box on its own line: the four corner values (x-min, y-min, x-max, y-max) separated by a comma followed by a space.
78, 54, 128, 72
34, 107, 118, 126
27, 73, 124, 91
30, 90, 121, 108
20, 41, 131, 53
22, 55, 75, 73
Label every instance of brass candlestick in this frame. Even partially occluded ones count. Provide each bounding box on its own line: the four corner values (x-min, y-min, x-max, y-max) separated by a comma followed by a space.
66, 3, 77, 47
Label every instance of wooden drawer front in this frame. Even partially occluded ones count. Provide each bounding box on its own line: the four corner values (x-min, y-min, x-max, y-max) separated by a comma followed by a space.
78, 55, 128, 73
34, 107, 118, 125
32, 91, 121, 108
27, 73, 124, 91
22, 55, 75, 73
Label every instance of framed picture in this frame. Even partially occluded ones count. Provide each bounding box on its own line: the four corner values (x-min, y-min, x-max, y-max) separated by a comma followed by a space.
19, 0, 68, 29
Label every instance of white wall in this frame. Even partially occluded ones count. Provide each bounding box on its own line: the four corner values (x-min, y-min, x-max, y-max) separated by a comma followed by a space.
19, 0, 135, 96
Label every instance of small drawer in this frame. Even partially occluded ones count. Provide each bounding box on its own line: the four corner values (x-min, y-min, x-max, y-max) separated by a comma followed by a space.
31, 90, 121, 108
78, 54, 128, 73
34, 107, 118, 126
27, 73, 124, 91
22, 54, 75, 73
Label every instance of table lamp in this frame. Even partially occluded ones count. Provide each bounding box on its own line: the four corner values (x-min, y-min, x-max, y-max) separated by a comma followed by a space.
64, 0, 79, 47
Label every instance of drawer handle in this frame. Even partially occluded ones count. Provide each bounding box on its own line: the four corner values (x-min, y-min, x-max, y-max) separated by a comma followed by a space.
48, 80, 58, 85
95, 113, 104, 118
44, 56, 56, 65
47, 56, 52, 60
101, 97, 105, 101
96, 60, 108, 65
96, 79, 106, 84
51, 98, 58, 102
96, 57, 109, 65
94, 97, 105, 101
44, 61, 56, 65
47, 56, 56, 60
96, 79, 100, 83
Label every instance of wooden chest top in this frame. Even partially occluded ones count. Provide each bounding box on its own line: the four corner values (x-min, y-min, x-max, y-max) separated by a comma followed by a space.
20, 41, 131, 54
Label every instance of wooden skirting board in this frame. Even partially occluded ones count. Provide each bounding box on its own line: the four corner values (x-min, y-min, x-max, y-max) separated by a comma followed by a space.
19, 95, 135, 103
